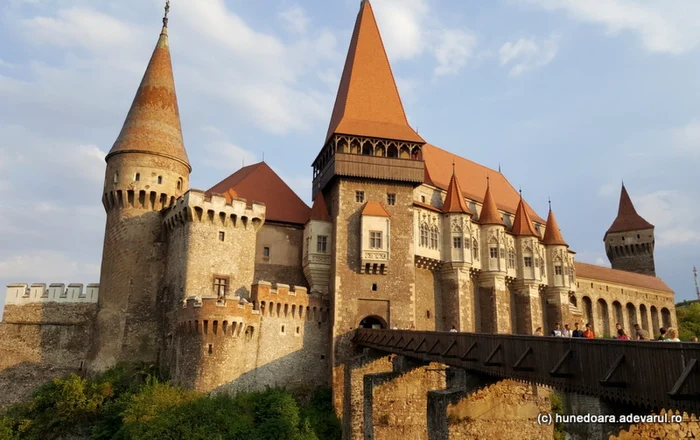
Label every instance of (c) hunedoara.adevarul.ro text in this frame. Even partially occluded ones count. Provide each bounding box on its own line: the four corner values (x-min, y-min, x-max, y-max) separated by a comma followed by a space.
537, 413, 683, 425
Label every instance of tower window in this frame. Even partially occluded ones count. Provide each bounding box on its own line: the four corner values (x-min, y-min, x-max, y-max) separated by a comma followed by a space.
177, 178, 182, 190
157, 176, 163, 184
295, 326, 300, 335
280, 325, 285, 334
430, 227, 439, 249
134, 173, 140, 182
637, 234, 640, 239
420, 224, 429, 247
369, 231, 382, 249
113, 172, 119, 184
453, 236, 462, 249
421, 195, 426, 203
555, 265, 562, 275
489, 247, 498, 259
371, 283, 377, 291
263, 247, 270, 257
499, 248, 505, 259
524, 256, 533, 267
508, 251, 516, 268
218, 231, 225, 241
214, 277, 228, 297
317, 235, 328, 253
208, 344, 213, 355
387, 193, 396, 205
356, 191, 365, 203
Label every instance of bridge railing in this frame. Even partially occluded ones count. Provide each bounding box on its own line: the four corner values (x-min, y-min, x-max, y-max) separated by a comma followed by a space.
353, 329, 700, 414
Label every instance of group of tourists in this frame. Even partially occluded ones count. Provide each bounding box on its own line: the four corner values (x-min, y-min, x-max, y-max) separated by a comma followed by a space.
534, 322, 595, 338
534, 322, 697, 342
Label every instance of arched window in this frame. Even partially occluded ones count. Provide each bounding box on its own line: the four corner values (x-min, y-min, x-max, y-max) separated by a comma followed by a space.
430, 226, 439, 249
420, 223, 429, 247
177, 178, 182, 190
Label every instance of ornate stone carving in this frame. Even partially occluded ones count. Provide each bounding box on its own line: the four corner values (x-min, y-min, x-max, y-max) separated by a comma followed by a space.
362, 251, 388, 261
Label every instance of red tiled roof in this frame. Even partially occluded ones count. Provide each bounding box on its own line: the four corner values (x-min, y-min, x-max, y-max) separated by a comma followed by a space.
511, 197, 539, 237
325, 0, 424, 144
605, 184, 654, 237
309, 193, 331, 222
575, 262, 673, 293
107, 25, 190, 170
542, 209, 568, 246
422, 144, 544, 224
413, 201, 442, 213
207, 162, 310, 225
478, 184, 505, 226
362, 201, 390, 217
443, 172, 472, 215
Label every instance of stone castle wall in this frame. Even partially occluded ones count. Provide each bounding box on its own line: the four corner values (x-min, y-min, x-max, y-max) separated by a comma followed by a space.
605, 229, 655, 276
254, 223, 308, 288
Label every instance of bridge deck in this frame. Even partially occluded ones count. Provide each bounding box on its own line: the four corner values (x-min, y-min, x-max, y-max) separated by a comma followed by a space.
353, 329, 700, 414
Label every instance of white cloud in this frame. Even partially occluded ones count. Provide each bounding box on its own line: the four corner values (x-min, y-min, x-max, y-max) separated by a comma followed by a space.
671, 119, 700, 154
575, 250, 610, 267
279, 5, 310, 34
634, 190, 700, 247
499, 35, 558, 76
0, 250, 100, 283
370, 0, 477, 76
0, 59, 15, 69
202, 142, 258, 171
519, 0, 700, 55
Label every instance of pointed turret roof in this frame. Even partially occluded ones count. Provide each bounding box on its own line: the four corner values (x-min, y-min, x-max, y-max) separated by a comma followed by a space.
325, 0, 424, 144
511, 196, 538, 237
309, 193, 331, 222
479, 179, 504, 226
605, 184, 654, 237
442, 169, 472, 215
106, 20, 190, 170
542, 204, 568, 246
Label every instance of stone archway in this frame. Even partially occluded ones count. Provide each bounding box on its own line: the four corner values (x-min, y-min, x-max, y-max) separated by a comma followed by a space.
359, 315, 387, 329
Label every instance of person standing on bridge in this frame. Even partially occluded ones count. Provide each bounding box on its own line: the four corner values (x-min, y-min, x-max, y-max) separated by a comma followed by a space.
562, 324, 572, 337
572, 322, 583, 337
534, 327, 543, 336
633, 323, 649, 340
657, 327, 667, 340
551, 323, 563, 337
583, 323, 595, 338
664, 328, 680, 342
616, 329, 630, 340
449, 325, 458, 332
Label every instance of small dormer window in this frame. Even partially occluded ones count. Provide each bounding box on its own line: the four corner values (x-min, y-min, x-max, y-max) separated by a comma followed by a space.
134, 173, 140, 182
157, 176, 163, 184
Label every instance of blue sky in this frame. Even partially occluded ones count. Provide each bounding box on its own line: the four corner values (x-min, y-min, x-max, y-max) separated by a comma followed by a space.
0, 0, 699, 309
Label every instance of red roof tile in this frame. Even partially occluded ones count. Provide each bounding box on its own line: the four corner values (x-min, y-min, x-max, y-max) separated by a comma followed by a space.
511, 197, 539, 237
309, 193, 331, 222
325, 0, 424, 144
207, 162, 310, 225
443, 171, 472, 215
605, 184, 654, 237
107, 25, 190, 170
542, 208, 568, 246
575, 262, 672, 293
362, 201, 390, 217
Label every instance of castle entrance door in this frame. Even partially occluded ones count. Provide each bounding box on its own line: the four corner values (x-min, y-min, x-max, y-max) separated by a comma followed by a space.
359, 316, 386, 329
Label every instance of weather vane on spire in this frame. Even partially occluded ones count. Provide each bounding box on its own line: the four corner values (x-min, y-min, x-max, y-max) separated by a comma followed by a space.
163, 0, 170, 27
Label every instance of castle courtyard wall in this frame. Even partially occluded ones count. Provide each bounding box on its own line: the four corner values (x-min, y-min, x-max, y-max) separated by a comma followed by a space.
254, 223, 308, 288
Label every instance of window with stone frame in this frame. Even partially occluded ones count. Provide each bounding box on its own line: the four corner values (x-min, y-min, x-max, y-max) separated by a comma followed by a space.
355, 191, 365, 203
499, 248, 505, 259
369, 231, 382, 249
473, 239, 479, 259
489, 247, 498, 259
524, 256, 533, 267
555, 265, 562, 275
214, 277, 228, 297
452, 236, 462, 249
387, 193, 396, 206
430, 226, 439, 249
317, 235, 328, 253
508, 250, 516, 268
420, 223, 429, 247
263, 247, 270, 257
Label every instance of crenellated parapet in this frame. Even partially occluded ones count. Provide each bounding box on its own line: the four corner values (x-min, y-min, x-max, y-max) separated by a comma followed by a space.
5, 283, 99, 306
163, 189, 266, 233
251, 281, 330, 322
177, 295, 260, 337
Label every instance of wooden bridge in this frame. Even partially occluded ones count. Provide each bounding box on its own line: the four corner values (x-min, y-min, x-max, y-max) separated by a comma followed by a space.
353, 328, 700, 414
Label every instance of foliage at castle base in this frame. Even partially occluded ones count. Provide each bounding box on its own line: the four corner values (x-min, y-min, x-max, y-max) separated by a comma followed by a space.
0, 363, 341, 440
676, 301, 700, 341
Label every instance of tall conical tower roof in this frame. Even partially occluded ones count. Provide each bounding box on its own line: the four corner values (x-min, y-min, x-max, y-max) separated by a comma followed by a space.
479, 179, 504, 226
106, 16, 190, 170
325, 0, 424, 144
542, 204, 568, 246
605, 184, 653, 237
511, 196, 538, 237
443, 168, 472, 214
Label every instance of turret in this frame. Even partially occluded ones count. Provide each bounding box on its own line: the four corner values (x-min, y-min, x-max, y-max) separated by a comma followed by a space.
604, 184, 655, 276
479, 178, 506, 273
88, 7, 190, 371
441, 167, 473, 263
303, 194, 332, 295
510, 194, 542, 281
542, 202, 573, 289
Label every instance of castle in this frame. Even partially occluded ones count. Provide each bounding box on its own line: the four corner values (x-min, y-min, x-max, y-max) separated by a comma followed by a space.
0, 0, 678, 426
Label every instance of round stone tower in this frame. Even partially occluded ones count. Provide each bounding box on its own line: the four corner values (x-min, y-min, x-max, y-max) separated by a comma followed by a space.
88, 16, 191, 371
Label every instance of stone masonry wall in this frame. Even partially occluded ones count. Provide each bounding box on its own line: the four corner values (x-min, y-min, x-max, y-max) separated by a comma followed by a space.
415, 268, 441, 331
605, 229, 655, 276
609, 410, 699, 439
328, 179, 418, 421
448, 379, 553, 440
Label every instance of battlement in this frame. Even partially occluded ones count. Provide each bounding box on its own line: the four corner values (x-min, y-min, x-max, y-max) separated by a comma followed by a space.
4, 283, 99, 306
163, 189, 266, 232
251, 281, 329, 322
178, 295, 260, 337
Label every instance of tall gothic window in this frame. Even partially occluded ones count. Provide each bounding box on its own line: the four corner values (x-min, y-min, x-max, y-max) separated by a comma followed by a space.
473, 239, 479, 260
524, 256, 533, 267
420, 224, 429, 247
508, 250, 516, 268
452, 236, 462, 249
430, 226, 439, 249
489, 247, 498, 259
214, 277, 228, 297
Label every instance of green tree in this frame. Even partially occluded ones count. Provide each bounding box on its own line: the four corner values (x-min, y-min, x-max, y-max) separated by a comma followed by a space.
677, 302, 700, 341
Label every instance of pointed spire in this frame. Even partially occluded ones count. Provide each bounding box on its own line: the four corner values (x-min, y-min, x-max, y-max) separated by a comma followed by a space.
325, 0, 424, 144
605, 184, 654, 236
542, 202, 568, 246
479, 179, 504, 226
309, 193, 331, 222
511, 197, 538, 237
443, 171, 472, 215
106, 7, 190, 170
